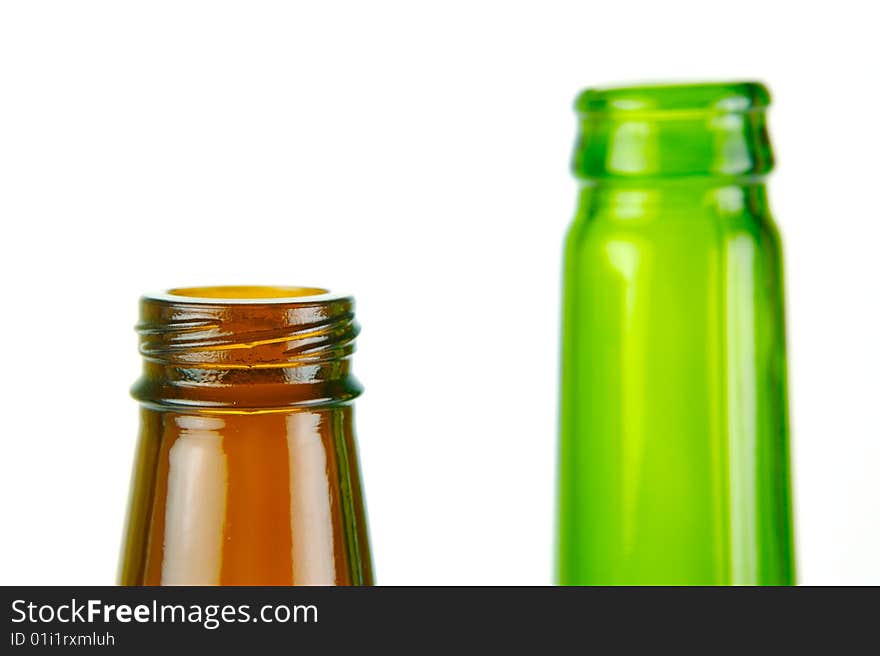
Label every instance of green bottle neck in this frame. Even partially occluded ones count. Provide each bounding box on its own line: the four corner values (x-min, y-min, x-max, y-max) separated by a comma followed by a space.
576, 178, 771, 219
572, 82, 774, 182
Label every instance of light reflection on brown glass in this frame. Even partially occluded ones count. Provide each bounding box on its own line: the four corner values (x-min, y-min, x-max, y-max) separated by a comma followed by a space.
161, 416, 227, 585
121, 407, 369, 585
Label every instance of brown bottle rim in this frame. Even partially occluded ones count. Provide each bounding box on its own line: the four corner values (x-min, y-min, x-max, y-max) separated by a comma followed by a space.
142, 285, 350, 305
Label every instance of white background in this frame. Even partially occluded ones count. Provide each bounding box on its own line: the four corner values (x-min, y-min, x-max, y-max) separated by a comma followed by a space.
0, 1, 877, 585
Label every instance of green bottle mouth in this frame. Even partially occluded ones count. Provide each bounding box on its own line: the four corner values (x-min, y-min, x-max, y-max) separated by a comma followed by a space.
572, 81, 774, 180
576, 81, 771, 116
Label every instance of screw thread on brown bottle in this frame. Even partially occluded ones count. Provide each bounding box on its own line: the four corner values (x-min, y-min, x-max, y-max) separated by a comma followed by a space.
132, 286, 363, 410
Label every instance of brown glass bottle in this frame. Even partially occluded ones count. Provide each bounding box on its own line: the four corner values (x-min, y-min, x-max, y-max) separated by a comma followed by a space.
118, 286, 373, 585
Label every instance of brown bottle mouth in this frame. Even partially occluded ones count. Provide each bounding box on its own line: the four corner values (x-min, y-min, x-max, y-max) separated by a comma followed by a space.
145, 285, 341, 305
134, 285, 361, 409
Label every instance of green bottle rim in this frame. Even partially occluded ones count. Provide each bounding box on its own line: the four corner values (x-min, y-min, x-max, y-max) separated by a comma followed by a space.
572, 81, 774, 179
575, 81, 771, 116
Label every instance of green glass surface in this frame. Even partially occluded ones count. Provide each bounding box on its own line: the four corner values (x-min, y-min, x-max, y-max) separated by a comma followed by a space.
558, 82, 795, 585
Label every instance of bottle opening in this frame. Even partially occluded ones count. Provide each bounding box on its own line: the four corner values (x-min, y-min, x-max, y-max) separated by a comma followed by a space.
161, 285, 332, 302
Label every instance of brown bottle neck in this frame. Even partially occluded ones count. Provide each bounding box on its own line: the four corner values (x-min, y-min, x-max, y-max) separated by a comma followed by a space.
131, 287, 362, 411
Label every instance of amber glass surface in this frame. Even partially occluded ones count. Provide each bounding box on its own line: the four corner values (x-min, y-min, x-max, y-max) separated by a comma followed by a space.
119, 286, 372, 585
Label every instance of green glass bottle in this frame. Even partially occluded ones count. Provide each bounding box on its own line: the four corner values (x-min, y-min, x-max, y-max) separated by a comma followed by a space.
557, 82, 795, 585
